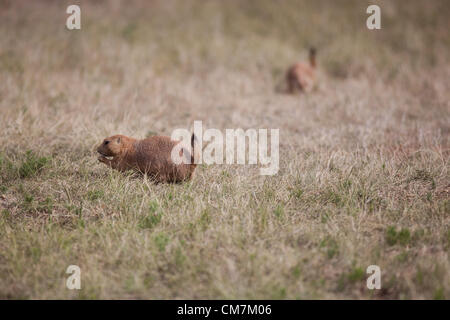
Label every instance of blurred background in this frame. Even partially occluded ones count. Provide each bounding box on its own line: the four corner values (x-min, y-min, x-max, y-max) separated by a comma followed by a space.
1, 0, 448, 138
0, 0, 449, 299
2, 1, 449, 77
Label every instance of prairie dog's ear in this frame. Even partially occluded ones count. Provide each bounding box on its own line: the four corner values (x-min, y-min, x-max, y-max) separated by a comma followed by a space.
116, 137, 121, 143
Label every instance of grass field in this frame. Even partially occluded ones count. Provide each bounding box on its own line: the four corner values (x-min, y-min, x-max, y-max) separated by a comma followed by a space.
0, 0, 449, 299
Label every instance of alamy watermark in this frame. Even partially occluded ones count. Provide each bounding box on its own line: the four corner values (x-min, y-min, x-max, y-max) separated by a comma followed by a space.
66, 4, 381, 31
366, 5, 381, 30
66, 5, 81, 30
66, 265, 81, 290
171, 121, 279, 176
366, 265, 381, 290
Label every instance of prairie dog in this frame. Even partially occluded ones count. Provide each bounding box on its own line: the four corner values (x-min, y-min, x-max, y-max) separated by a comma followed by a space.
97, 133, 198, 183
286, 47, 317, 94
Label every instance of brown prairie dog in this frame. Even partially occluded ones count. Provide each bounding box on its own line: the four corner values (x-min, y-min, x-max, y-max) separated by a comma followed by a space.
286, 47, 317, 94
96, 133, 198, 183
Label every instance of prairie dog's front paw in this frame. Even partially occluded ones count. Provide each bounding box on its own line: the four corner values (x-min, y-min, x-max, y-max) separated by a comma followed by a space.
98, 155, 108, 163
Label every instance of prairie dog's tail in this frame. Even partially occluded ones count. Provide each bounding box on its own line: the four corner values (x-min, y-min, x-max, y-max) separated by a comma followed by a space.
309, 47, 317, 68
191, 133, 198, 165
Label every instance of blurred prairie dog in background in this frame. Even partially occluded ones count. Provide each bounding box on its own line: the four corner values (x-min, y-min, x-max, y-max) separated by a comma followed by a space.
286, 47, 317, 94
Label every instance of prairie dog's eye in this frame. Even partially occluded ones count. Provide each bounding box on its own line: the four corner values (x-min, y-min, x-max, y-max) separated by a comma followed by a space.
104, 141, 110, 145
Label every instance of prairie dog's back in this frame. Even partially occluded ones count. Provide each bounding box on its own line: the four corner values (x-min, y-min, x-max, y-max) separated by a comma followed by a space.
133, 136, 196, 183
135, 136, 177, 162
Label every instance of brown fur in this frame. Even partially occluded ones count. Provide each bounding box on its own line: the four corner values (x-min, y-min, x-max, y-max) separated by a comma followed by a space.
286, 47, 317, 94
96, 134, 198, 183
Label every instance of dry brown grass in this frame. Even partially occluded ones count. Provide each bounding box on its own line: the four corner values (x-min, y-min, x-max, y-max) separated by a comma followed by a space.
0, 0, 449, 299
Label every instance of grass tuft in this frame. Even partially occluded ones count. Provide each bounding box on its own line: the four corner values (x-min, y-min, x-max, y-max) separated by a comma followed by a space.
18, 151, 50, 179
